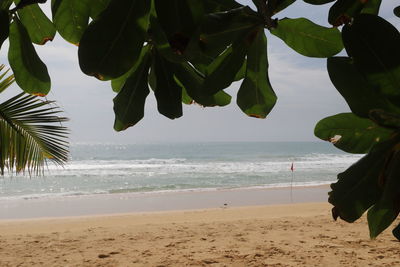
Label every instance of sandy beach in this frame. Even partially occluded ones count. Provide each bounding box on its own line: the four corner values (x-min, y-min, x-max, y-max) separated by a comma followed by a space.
0, 201, 399, 266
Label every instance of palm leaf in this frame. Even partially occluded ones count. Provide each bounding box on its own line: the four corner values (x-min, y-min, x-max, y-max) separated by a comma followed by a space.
0, 69, 69, 175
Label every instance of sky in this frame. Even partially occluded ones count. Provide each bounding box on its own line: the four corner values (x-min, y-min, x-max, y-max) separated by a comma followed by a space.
0, 1, 399, 144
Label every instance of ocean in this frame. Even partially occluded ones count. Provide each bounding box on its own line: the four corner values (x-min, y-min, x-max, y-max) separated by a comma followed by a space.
0, 142, 362, 201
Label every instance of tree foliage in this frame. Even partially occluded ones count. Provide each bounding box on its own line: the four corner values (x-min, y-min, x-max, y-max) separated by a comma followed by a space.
0, 0, 399, 240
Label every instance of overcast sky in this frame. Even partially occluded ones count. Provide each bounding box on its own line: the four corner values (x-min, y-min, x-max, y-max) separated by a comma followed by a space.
0, 1, 399, 144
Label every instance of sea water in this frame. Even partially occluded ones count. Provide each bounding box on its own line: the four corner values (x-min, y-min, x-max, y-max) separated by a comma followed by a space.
0, 142, 362, 200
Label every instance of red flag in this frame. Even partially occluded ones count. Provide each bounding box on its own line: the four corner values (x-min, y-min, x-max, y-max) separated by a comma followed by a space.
290, 162, 294, 172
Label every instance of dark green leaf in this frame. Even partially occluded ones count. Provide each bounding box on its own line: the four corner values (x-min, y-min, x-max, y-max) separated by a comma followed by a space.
327, 57, 400, 118
272, 0, 296, 15
18, 4, 56, 45
149, 10, 185, 63
187, 6, 262, 62
329, 136, 400, 223
113, 49, 151, 131
8, 18, 50, 96
393, 223, 400, 241
202, 33, 250, 96
237, 28, 276, 118
0, 0, 13, 9
173, 62, 231, 107
0, 9, 9, 50
368, 149, 400, 238
51, 0, 90, 45
328, 0, 365, 26
153, 52, 183, 119
361, 0, 381, 15
79, 0, 151, 80
303, 0, 334, 5
234, 60, 246, 81
369, 110, 400, 130
271, 17, 343, 58
314, 113, 393, 154
395, 6, 400, 18
342, 14, 400, 103
90, 0, 111, 19
202, 0, 242, 12
111, 46, 150, 93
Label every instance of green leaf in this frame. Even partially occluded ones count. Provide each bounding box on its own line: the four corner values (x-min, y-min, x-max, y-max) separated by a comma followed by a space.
113, 49, 151, 131
237, 28, 276, 118
111, 46, 150, 93
393, 223, 400, 241
395, 6, 400, 18
303, 0, 334, 5
361, 0, 381, 15
271, 17, 343, 58
0, 92, 69, 175
149, 9, 185, 63
368, 148, 400, 239
8, 18, 50, 96
328, 0, 365, 26
314, 113, 393, 154
51, 0, 90, 45
89, 0, 111, 19
329, 136, 400, 223
173, 62, 231, 107
78, 0, 150, 80
188, 6, 262, 62
0, 9, 9, 50
342, 14, 400, 102
202, 0, 242, 12
202, 33, 250, 96
327, 57, 400, 118
18, 4, 55, 45
369, 110, 400, 130
272, 0, 296, 15
153, 52, 183, 119
0, 0, 13, 9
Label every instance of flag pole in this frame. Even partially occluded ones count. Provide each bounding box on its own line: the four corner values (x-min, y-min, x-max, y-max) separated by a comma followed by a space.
290, 162, 294, 203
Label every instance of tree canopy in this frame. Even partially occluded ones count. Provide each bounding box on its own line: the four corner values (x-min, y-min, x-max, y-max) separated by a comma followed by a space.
0, 0, 399, 240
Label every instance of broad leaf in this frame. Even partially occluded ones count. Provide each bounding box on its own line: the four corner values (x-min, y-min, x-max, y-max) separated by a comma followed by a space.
395, 6, 400, 18
111, 46, 150, 93
272, 0, 296, 15
8, 18, 50, 96
79, 0, 150, 80
90, 0, 111, 19
153, 52, 183, 119
303, 0, 334, 5
393, 223, 400, 241
328, 0, 365, 26
202, 34, 249, 96
51, 0, 90, 45
368, 149, 400, 238
271, 17, 343, 58
202, 0, 242, 12
329, 136, 400, 223
187, 6, 262, 62
314, 113, 393, 154
173, 62, 231, 107
361, 0, 381, 15
18, 4, 55, 45
113, 49, 151, 131
149, 9, 185, 63
327, 57, 400, 118
237, 28, 277, 118
0, 92, 69, 175
0, 9, 9, 50
369, 110, 400, 130
342, 14, 400, 102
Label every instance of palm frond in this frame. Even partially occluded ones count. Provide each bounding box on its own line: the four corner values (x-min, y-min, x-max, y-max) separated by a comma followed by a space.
0, 79, 69, 176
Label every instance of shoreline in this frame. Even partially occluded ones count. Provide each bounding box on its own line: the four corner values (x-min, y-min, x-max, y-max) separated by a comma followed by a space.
0, 184, 330, 220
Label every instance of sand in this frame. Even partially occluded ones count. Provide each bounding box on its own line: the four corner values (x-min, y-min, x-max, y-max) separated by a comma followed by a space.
0, 202, 399, 267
